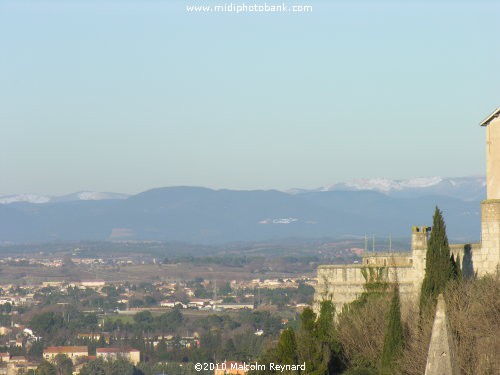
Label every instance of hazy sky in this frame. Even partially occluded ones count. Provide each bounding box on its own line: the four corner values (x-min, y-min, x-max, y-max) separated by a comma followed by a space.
1, 0, 499, 195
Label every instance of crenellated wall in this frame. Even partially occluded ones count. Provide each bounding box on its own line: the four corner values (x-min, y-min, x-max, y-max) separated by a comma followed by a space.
314, 227, 498, 315
314, 226, 429, 314
314, 108, 500, 315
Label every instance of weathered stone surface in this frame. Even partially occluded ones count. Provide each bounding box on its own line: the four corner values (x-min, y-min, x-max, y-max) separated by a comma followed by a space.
424, 295, 460, 375
314, 226, 430, 313
479, 200, 500, 276
484, 114, 500, 200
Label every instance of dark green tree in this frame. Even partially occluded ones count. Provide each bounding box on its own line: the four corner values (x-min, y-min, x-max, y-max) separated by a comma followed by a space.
450, 254, 462, 281
223, 338, 237, 359
133, 311, 153, 325
296, 308, 318, 373
252, 303, 342, 375
276, 328, 299, 373
30, 312, 65, 336
220, 281, 232, 295
379, 285, 404, 374
297, 301, 342, 375
36, 361, 57, 375
316, 300, 343, 374
79, 359, 142, 375
105, 359, 137, 375
419, 207, 454, 314
78, 358, 106, 375
54, 354, 73, 375
98, 333, 107, 348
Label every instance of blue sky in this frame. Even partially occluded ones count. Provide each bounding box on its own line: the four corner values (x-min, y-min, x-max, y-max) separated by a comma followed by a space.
1, 0, 499, 195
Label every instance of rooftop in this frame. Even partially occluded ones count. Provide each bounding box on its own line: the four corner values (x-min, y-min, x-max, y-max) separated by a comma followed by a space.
96, 347, 139, 353
44, 346, 88, 354
480, 106, 500, 126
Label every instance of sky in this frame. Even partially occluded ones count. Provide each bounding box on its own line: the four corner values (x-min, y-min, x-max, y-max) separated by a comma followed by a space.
0, 0, 499, 196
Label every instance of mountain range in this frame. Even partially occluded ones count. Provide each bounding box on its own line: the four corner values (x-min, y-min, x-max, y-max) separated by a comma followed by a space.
0, 176, 485, 244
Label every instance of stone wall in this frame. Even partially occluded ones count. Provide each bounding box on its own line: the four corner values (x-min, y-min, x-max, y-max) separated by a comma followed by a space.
485, 115, 500, 200
314, 223, 499, 316
314, 226, 429, 314
479, 200, 500, 276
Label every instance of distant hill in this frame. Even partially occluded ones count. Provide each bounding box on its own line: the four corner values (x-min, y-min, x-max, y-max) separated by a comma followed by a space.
0, 191, 129, 205
0, 177, 484, 244
291, 176, 486, 201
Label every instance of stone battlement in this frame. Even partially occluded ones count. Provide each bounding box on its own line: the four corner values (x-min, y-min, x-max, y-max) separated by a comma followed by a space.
314, 107, 500, 315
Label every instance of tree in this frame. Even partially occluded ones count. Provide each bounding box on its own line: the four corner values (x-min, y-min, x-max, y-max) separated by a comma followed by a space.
450, 254, 462, 281
105, 359, 137, 375
54, 354, 73, 375
133, 311, 153, 325
316, 301, 335, 345
297, 308, 327, 375
36, 361, 57, 375
79, 358, 142, 375
220, 282, 232, 295
316, 300, 344, 374
154, 339, 168, 362
129, 299, 144, 308
379, 285, 404, 374
158, 308, 183, 333
253, 303, 342, 375
143, 295, 157, 306
419, 207, 454, 314
79, 359, 105, 375
276, 328, 299, 372
337, 271, 391, 372
30, 312, 65, 336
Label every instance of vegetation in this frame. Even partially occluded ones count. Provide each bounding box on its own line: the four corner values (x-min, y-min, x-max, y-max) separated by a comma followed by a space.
79, 358, 140, 375
379, 285, 404, 374
444, 276, 499, 374
419, 207, 455, 315
252, 301, 343, 374
337, 271, 391, 373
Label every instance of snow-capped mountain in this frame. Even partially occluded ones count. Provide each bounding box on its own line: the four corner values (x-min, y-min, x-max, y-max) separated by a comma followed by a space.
327, 176, 445, 192
0, 191, 129, 205
51, 191, 130, 202
0, 194, 51, 205
2, 176, 486, 205
291, 176, 486, 201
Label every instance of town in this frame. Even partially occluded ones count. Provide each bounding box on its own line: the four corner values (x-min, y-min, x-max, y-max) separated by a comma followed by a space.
0, 252, 317, 375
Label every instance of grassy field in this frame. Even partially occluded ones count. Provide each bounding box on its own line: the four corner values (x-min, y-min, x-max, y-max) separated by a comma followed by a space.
0, 261, 316, 286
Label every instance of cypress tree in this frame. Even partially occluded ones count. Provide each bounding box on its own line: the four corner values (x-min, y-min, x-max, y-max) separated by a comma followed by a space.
316, 300, 335, 344
317, 300, 344, 374
455, 255, 463, 280
297, 308, 320, 373
379, 285, 404, 375
276, 328, 299, 373
419, 207, 454, 314
297, 305, 341, 375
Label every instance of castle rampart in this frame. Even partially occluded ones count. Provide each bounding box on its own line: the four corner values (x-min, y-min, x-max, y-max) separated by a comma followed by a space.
314, 107, 500, 314
314, 226, 429, 314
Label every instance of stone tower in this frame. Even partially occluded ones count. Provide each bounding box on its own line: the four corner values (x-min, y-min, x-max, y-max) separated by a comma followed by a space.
479, 107, 500, 276
411, 225, 430, 286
